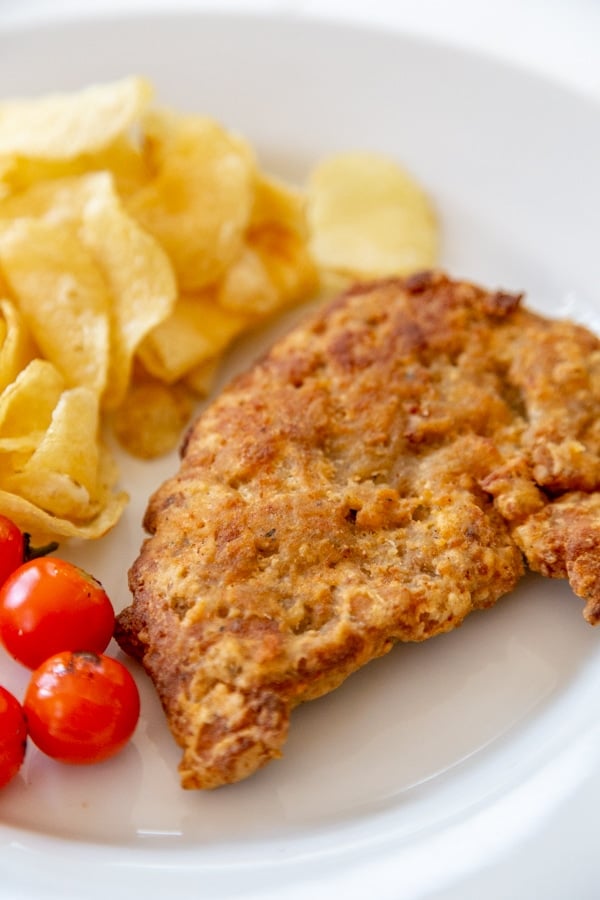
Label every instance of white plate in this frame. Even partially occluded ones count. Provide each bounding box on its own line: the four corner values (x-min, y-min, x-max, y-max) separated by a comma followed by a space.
1, 11, 600, 900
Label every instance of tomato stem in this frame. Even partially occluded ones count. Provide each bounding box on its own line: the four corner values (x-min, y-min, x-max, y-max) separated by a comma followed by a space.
22, 533, 59, 562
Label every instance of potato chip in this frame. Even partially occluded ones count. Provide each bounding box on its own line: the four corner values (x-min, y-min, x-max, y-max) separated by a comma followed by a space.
306, 151, 438, 278
0, 377, 128, 540
0, 299, 37, 394
217, 229, 317, 319
0, 487, 128, 543
80, 182, 177, 408
1, 134, 149, 197
3, 470, 92, 522
250, 173, 309, 237
0, 217, 110, 397
111, 376, 197, 460
0, 172, 174, 409
216, 243, 279, 317
127, 109, 255, 291
137, 294, 250, 384
0, 76, 152, 159
90, 134, 150, 196
0, 170, 114, 223
1, 386, 101, 518
0, 359, 64, 440
250, 224, 318, 309
184, 357, 220, 397
0, 158, 13, 200
0, 359, 67, 487
0, 262, 9, 294
218, 174, 317, 318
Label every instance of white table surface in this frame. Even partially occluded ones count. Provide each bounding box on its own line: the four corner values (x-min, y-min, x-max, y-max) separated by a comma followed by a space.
1, 0, 599, 103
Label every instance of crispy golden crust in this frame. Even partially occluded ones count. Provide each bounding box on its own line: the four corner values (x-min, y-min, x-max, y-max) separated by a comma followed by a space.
116, 272, 600, 789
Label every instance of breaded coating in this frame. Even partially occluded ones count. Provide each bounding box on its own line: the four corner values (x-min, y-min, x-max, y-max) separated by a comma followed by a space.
116, 272, 600, 789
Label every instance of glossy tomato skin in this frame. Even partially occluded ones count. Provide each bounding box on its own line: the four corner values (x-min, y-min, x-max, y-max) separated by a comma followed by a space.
0, 685, 27, 788
24, 651, 140, 765
0, 515, 24, 589
0, 558, 115, 669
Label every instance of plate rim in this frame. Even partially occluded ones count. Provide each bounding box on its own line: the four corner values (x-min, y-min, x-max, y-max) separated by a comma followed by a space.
1, 4, 599, 113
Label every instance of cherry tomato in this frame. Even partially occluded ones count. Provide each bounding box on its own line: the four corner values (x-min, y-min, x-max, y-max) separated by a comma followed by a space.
24, 651, 140, 765
0, 558, 115, 669
0, 514, 59, 588
0, 515, 25, 589
0, 685, 27, 788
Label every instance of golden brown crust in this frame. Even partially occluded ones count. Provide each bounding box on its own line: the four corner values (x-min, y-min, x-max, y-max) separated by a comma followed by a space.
116, 271, 600, 788
510, 493, 600, 624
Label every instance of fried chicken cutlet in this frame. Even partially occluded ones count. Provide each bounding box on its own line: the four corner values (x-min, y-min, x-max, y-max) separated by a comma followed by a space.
116, 271, 600, 789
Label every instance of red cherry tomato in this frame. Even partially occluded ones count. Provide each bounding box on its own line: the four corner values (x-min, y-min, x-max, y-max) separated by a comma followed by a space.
0, 514, 59, 589
0, 515, 25, 588
0, 558, 115, 669
24, 651, 140, 765
0, 685, 27, 788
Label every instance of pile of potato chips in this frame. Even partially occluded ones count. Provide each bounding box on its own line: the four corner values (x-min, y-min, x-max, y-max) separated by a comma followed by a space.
0, 76, 438, 542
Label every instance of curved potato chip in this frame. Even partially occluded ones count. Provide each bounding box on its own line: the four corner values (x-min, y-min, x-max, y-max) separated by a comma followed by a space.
250, 224, 318, 309
1, 386, 101, 509
127, 110, 255, 291
0, 171, 114, 224
137, 294, 250, 384
0, 436, 41, 455
0, 158, 13, 199
89, 134, 150, 197
80, 184, 177, 409
1, 134, 149, 197
0, 384, 128, 530
111, 376, 197, 459
0, 76, 152, 159
0, 487, 128, 543
0, 298, 37, 393
216, 243, 279, 317
184, 357, 220, 397
219, 175, 317, 318
0, 217, 110, 396
250, 173, 309, 238
0, 173, 174, 409
217, 228, 317, 319
0, 358, 64, 438
306, 151, 438, 277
